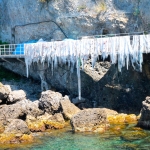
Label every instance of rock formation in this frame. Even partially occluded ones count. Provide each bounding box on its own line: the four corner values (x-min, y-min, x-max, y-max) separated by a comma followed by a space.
137, 96, 150, 129
70, 108, 108, 132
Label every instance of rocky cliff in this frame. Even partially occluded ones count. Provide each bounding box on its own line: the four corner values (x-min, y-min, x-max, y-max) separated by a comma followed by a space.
1, 0, 150, 43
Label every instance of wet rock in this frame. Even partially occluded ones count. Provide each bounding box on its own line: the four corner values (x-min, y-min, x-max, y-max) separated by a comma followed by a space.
109, 124, 126, 135
107, 114, 137, 124
137, 96, 150, 129
60, 96, 80, 120
27, 120, 46, 132
19, 134, 34, 143
43, 113, 66, 129
39, 90, 62, 114
70, 108, 108, 132
0, 83, 10, 102
0, 133, 33, 144
125, 114, 137, 123
7, 90, 26, 103
4, 119, 30, 134
26, 115, 46, 132
0, 133, 20, 144
26, 112, 66, 131
44, 120, 65, 129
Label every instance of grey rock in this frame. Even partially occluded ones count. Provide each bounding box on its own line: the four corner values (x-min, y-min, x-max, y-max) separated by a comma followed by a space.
4, 119, 30, 134
0, 82, 10, 101
2, 79, 41, 101
7, 90, 26, 103
36, 112, 65, 123
39, 90, 62, 114
17, 99, 44, 117
0, 0, 142, 43
137, 96, 150, 129
0, 104, 25, 121
60, 96, 80, 119
72, 97, 86, 104
52, 113, 65, 123
0, 100, 43, 121
70, 108, 107, 132
52, 30, 66, 41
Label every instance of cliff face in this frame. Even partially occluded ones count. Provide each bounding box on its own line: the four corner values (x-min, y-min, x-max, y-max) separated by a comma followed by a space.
2, 55, 150, 114
1, 0, 149, 43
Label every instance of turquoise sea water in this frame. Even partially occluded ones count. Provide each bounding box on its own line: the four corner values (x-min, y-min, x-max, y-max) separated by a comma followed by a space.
1, 125, 150, 150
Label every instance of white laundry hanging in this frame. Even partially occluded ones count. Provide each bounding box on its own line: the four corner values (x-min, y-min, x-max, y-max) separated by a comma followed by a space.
24, 34, 150, 96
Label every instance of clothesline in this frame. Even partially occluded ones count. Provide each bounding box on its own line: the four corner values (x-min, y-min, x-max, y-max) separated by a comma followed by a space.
24, 33, 150, 100
24, 34, 150, 75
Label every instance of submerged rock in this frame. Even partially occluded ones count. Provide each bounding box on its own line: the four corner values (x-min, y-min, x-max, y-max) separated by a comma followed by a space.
137, 96, 150, 129
107, 114, 137, 124
121, 130, 147, 141
60, 96, 80, 120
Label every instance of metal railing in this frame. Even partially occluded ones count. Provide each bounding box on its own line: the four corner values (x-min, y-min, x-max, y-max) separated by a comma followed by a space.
1, 31, 150, 59
0, 44, 25, 58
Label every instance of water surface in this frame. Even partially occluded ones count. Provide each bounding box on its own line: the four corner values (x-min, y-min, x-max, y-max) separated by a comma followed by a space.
1, 124, 150, 150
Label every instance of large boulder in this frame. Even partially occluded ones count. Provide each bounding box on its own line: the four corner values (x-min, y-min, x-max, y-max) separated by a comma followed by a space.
137, 96, 150, 129
0, 83, 10, 102
17, 99, 44, 117
0, 100, 43, 121
39, 90, 63, 114
7, 90, 26, 103
70, 108, 108, 132
60, 96, 80, 119
0, 104, 25, 121
4, 119, 30, 134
